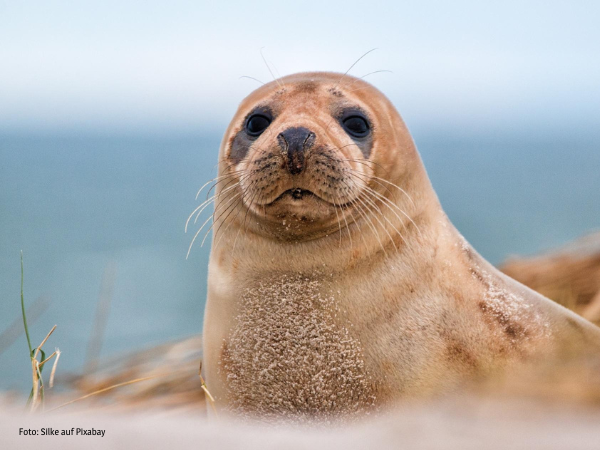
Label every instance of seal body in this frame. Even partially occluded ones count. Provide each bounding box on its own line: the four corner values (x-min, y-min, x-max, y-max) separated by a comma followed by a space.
200, 72, 600, 420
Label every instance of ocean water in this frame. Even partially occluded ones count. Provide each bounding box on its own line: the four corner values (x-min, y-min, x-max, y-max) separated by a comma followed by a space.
1, 131, 599, 390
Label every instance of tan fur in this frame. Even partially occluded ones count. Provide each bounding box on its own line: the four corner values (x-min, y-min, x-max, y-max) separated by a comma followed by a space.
201, 72, 600, 420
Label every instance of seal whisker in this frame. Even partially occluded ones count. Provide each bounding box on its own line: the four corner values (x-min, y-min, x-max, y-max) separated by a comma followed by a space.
188, 212, 219, 257
186, 202, 210, 233
335, 48, 378, 88
344, 170, 419, 238
360, 187, 408, 249
332, 194, 344, 247
357, 188, 401, 252
336, 156, 383, 172
193, 181, 244, 226
361, 185, 410, 234
260, 47, 282, 88
211, 179, 261, 248
200, 191, 246, 251
187, 188, 245, 258
203, 170, 247, 202
335, 191, 353, 250
245, 185, 270, 241
346, 78, 392, 93
320, 152, 384, 182
318, 153, 392, 201
195, 169, 245, 200
203, 169, 255, 213
212, 184, 257, 251
346, 200, 370, 253
343, 169, 422, 236
211, 185, 253, 237
239, 75, 265, 86
365, 182, 421, 237
369, 175, 417, 209
187, 212, 214, 259
213, 158, 245, 173
186, 175, 249, 232
190, 176, 241, 218
354, 190, 394, 254
192, 181, 248, 247
192, 181, 240, 230
356, 69, 393, 82
186, 192, 228, 233
195, 176, 222, 201
233, 182, 264, 253
211, 198, 244, 250
340, 176, 400, 253
351, 192, 387, 256
324, 155, 391, 194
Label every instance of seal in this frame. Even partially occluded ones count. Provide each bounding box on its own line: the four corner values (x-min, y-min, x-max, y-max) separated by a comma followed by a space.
198, 72, 600, 421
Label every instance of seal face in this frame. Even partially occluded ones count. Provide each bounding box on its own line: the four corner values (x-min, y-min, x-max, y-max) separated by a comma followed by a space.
218, 74, 391, 242
199, 72, 600, 422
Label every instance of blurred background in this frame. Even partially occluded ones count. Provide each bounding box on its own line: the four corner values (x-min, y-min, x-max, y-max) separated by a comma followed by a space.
1, 0, 599, 390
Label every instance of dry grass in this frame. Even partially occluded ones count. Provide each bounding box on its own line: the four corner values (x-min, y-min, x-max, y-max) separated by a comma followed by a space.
501, 231, 600, 325
55, 336, 206, 414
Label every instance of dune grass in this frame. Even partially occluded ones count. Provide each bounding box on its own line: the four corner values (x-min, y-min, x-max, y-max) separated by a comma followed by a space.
20, 251, 61, 412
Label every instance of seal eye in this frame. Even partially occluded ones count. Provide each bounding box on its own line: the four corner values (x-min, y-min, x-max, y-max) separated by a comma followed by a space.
246, 114, 271, 136
342, 115, 369, 138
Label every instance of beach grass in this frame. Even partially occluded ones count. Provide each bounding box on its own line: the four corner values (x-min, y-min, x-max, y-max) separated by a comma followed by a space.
20, 251, 61, 412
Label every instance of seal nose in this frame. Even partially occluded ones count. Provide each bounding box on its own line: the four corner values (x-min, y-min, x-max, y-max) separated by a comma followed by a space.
277, 127, 315, 175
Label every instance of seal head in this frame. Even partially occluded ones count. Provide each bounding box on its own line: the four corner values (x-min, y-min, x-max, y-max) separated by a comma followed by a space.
218, 72, 423, 242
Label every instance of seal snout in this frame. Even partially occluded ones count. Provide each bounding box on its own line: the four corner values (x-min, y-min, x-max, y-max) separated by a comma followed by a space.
277, 127, 315, 175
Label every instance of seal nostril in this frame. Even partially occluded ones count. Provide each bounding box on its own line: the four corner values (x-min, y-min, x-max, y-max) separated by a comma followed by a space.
278, 127, 314, 175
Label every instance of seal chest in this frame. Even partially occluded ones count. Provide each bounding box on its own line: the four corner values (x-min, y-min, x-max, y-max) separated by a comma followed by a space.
219, 274, 377, 421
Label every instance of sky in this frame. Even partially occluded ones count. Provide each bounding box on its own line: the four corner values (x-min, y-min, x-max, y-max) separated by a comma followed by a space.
0, 0, 599, 136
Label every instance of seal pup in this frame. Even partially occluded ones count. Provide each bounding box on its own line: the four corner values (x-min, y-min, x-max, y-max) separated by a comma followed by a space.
198, 72, 600, 421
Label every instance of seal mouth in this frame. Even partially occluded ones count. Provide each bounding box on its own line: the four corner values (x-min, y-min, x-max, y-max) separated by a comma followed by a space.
266, 188, 358, 210
271, 188, 317, 203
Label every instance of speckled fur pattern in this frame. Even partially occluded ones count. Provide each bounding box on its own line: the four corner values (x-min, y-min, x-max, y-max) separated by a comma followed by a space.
201, 72, 600, 422
220, 274, 377, 422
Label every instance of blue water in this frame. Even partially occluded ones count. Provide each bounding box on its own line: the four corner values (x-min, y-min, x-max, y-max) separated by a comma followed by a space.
1, 131, 599, 390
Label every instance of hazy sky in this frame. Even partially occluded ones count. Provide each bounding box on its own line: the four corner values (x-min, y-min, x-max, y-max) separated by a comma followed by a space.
1, 0, 599, 135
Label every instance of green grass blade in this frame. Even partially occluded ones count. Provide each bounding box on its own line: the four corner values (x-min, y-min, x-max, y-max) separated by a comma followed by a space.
32, 348, 46, 372
20, 251, 33, 355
